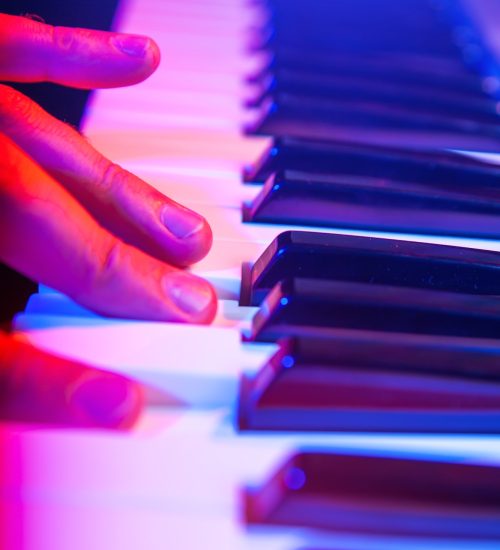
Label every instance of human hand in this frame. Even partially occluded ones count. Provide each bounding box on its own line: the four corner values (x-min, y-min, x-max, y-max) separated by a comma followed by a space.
0, 330, 143, 429
0, 13, 217, 324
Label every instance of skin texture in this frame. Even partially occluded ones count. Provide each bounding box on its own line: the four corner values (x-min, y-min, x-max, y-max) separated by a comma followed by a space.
0, 13, 217, 323
0, 13, 218, 427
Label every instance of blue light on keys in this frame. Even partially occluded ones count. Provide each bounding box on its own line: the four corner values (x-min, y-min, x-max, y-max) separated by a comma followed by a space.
284, 467, 306, 491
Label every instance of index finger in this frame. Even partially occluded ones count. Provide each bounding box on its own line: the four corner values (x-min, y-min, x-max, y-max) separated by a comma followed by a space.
0, 13, 160, 88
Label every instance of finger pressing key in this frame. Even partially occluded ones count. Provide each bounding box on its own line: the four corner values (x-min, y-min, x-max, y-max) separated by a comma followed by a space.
0, 85, 213, 267
0, 134, 217, 323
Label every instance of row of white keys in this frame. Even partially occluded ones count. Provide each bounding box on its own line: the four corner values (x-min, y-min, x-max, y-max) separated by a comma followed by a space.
3, 408, 500, 550
8, 1, 500, 548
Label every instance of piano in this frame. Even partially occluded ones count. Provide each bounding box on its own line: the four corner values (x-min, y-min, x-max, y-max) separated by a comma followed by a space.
4, 0, 500, 548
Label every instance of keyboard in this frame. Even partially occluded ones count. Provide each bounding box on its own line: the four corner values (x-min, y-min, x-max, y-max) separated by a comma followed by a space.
7, 0, 500, 548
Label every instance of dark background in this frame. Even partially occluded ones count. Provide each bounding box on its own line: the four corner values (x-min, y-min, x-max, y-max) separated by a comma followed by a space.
0, 0, 119, 323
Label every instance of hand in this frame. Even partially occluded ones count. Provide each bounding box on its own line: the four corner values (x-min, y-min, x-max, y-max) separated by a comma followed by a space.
0, 330, 144, 429
0, 14, 217, 324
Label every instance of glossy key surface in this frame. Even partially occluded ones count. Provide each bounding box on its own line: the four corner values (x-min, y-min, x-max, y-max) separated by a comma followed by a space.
247, 69, 497, 122
243, 170, 500, 237
240, 231, 500, 306
248, 51, 486, 97
243, 137, 500, 183
248, 278, 500, 342
248, 0, 500, 147
246, 93, 500, 145
245, 451, 500, 538
238, 334, 500, 432
257, 0, 462, 56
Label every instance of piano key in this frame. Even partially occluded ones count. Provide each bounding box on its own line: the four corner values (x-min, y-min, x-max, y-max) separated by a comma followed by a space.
5, 409, 499, 550
13, 306, 277, 408
247, 278, 500, 342
240, 230, 500, 306
249, 331, 500, 380
242, 137, 500, 184
247, 49, 488, 97
254, 0, 463, 56
245, 92, 500, 146
244, 451, 500, 538
238, 334, 500, 432
246, 68, 497, 120
242, 169, 500, 238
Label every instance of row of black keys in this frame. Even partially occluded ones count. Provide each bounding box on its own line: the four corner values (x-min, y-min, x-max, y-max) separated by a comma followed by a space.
242, 138, 500, 238
243, 0, 500, 238
237, 1, 500, 539
248, 0, 500, 147
238, 231, 500, 433
237, 1, 500, 432
239, 231, 500, 538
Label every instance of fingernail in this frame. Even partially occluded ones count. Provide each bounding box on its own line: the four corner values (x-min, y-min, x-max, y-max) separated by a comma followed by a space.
111, 34, 149, 57
160, 204, 205, 239
70, 372, 141, 429
163, 272, 214, 316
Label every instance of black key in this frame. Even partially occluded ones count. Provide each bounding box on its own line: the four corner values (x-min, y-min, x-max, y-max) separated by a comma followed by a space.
247, 278, 500, 342
247, 50, 485, 98
257, 0, 461, 58
246, 69, 497, 122
242, 137, 500, 184
261, 331, 500, 381
242, 170, 500, 238
256, 0, 492, 90
240, 231, 500, 306
245, 92, 500, 146
244, 451, 500, 538
238, 334, 500, 432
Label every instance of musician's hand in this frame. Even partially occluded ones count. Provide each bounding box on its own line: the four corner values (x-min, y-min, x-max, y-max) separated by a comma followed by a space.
0, 14, 217, 324
0, 331, 144, 429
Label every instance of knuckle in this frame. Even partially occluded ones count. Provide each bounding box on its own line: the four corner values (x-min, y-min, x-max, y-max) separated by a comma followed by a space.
51, 26, 93, 61
100, 239, 124, 279
76, 236, 125, 301
51, 25, 77, 53
94, 238, 124, 286
98, 161, 128, 194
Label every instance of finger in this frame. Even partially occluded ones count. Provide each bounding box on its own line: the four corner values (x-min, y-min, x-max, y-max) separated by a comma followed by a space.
0, 85, 212, 267
0, 331, 144, 430
0, 134, 217, 323
0, 13, 160, 88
